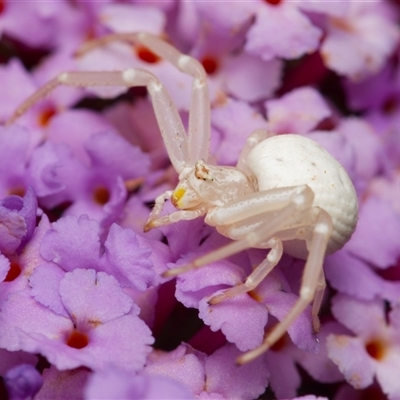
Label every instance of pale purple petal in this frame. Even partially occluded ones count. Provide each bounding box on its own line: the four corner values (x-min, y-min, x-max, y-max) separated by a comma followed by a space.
325, 250, 400, 303
102, 224, 155, 291
321, 4, 399, 80
345, 196, 400, 269
175, 260, 244, 309
294, 321, 346, 383
205, 344, 269, 400
84, 130, 150, 179
0, 59, 37, 123
59, 269, 135, 322
144, 345, 206, 395
0, 125, 32, 196
336, 118, 382, 191
263, 291, 318, 353
0, 204, 26, 255
40, 215, 102, 272
211, 98, 269, 165
85, 369, 193, 400
327, 334, 375, 389
266, 87, 331, 134
224, 54, 282, 102
0, 253, 10, 282
100, 3, 165, 34
246, 5, 321, 61
303, 130, 356, 181
46, 110, 117, 165
0, 290, 72, 352
199, 294, 268, 352
331, 294, 386, 338
267, 350, 300, 399
29, 263, 68, 317
193, 2, 255, 32
375, 352, 400, 399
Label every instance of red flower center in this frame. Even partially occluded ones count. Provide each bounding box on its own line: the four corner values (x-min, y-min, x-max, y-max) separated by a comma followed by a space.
66, 330, 89, 349
264, 0, 283, 5
136, 45, 160, 64
365, 338, 387, 361
38, 105, 57, 127
4, 261, 21, 282
201, 56, 219, 75
93, 186, 110, 205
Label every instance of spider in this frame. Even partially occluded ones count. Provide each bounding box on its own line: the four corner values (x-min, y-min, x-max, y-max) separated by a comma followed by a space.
7, 32, 358, 364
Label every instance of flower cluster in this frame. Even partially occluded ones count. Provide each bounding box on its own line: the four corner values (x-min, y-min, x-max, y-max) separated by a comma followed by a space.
0, 1, 400, 399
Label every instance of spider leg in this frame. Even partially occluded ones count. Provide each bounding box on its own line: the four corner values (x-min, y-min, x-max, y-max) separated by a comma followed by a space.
208, 237, 283, 304
144, 198, 206, 232
7, 67, 188, 172
311, 268, 326, 333
143, 190, 173, 232
76, 32, 210, 165
8, 33, 210, 171
237, 207, 333, 364
163, 185, 314, 277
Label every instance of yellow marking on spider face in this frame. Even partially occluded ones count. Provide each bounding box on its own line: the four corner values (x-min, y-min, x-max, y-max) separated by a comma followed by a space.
171, 188, 186, 207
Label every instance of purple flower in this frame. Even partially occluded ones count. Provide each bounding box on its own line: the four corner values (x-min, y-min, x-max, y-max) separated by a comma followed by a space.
4, 364, 43, 400
320, 2, 399, 80
327, 294, 400, 399
0, 125, 33, 197
85, 369, 193, 400
0, 187, 37, 255
144, 343, 269, 400
39, 214, 159, 290
0, 1, 400, 398
245, 2, 322, 62
0, 1, 70, 48
265, 86, 331, 135
0, 268, 154, 372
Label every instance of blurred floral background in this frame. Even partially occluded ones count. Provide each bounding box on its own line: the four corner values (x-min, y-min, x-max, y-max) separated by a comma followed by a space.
1, 1, 400, 399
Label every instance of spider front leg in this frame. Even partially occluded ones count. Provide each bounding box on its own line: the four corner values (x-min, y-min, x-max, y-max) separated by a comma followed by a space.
144, 190, 206, 231
7, 32, 211, 174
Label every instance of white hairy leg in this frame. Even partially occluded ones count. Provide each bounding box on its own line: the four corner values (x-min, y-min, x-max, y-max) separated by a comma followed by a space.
7, 32, 211, 174
237, 208, 333, 364
311, 268, 326, 333
79, 32, 211, 165
208, 237, 283, 304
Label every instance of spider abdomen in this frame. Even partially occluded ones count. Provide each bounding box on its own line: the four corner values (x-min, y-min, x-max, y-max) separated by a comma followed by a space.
245, 134, 358, 256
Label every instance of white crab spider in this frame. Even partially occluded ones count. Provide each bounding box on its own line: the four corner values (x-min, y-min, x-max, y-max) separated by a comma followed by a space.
7, 32, 358, 364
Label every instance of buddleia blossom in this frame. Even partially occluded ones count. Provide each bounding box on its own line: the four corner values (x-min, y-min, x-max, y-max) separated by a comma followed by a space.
0, 1, 399, 399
